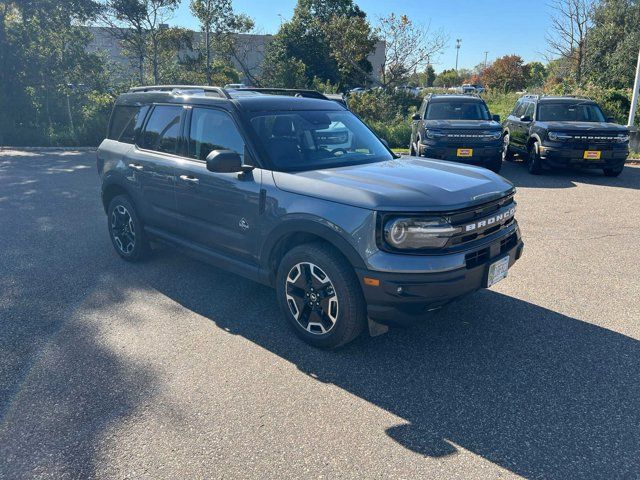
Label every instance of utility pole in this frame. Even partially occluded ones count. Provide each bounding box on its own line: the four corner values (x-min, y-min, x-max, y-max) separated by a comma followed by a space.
455, 39, 461, 72
484, 51, 488, 70
628, 45, 640, 127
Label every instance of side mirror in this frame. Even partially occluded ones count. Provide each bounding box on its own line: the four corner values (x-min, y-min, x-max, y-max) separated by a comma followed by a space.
492, 114, 501, 122
520, 115, 532, 123
206, 149, 244, 173
411, 113, 421, 121
606, 116, 615, 123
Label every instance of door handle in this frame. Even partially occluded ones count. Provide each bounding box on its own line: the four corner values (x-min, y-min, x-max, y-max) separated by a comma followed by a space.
128, 163, 144, 171
179, 175, 200, 185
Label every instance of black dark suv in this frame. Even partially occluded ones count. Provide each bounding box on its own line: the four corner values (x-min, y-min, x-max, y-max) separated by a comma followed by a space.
97, 85, 523, 348
502, 95, 630, 176
410, 94, 503, 173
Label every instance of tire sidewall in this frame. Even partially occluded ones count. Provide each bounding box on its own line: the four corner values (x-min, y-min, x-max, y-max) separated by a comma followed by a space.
107, 195, 146, 261
528, 141, 542, 174
276, 245, 364, 348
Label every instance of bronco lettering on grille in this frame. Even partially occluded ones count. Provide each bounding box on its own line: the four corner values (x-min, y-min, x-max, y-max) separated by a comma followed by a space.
464, 207, 516, 232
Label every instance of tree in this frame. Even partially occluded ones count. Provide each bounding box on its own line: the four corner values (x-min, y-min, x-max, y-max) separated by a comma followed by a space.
190, 0, 253, 85
525, 61, 547, 89
261, 0, 374, 88
375, 13, 447, 88
433, 69, 460, 88
585, 0, 640, 88
100, 0, 180, 84
546, 0, 591, 84
482, 55, 527, 92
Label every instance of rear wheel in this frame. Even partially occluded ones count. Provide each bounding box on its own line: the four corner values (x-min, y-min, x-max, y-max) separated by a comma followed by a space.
107, 195, 150, 261
276, 243, 366, 348
603, 166, 623, 177
409, 141, 417, 156
527, 141, 543, 175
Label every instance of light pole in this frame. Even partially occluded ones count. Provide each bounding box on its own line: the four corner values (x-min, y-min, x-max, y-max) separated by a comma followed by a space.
484, 51, 488, 70
628, 45, 640, 127
455, 39, 462, 72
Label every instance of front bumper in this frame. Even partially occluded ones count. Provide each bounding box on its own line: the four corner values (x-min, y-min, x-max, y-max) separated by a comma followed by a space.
421, 142, 502, 165
539, 144, 628, 169
356, 228, 524, 324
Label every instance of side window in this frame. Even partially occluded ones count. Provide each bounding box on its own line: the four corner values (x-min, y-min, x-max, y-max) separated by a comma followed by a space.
512, 101, 525, 117
418, 100, 427, 118
108, 105, 148, 143
139, 105, 183, 154
523, 102, 535, 119
188, 108, 245, 162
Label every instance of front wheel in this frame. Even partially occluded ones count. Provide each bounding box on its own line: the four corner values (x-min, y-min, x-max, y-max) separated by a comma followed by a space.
603, 166, 623, 177
527, 141, 543, 175
485, 156, 503, 173
276, 243, 366, 348
502, 134, 515, 162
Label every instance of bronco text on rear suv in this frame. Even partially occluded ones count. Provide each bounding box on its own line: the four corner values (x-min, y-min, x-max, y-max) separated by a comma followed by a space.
98, 85, 524, 348
502, 95, 630, 176
410, 94, 504, 173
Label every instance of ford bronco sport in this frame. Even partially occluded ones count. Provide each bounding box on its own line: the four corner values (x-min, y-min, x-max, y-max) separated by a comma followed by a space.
97, 85, 524, 348
502, 95, 630, 176
410, 94, 503, 173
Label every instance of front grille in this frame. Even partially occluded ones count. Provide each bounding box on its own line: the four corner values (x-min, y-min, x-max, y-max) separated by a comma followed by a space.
448, 195, 516, 247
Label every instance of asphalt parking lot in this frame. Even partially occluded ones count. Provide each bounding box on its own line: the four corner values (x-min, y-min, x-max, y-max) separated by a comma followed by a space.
1, 149, 639, 479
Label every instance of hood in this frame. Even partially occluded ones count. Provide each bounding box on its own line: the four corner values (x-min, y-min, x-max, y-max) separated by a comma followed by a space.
272, 158, 515, 212
540, 121, 629, 133
423, 119, 501, 130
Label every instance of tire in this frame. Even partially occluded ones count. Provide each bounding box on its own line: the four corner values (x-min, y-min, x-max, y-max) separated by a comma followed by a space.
409, 140, 417, 156
107, 194, 150, 262
485, 156, 502, 174
603, 166, 623, 177
276, 242, 367, 349
502, 133, 515, 162
527, 141, 543, 175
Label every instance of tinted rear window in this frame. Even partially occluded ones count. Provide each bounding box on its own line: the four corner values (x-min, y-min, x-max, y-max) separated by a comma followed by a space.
139, 105, 183, 154
108, 105, 147, 143
425, 101, 490, 120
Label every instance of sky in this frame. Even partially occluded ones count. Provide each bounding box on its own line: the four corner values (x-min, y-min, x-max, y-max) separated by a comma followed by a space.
170, 0, 555, 72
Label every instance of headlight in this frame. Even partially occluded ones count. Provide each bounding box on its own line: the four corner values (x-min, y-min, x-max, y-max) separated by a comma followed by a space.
548, 131, 572, 141
483, 131, 502, 140
384, 217, 461, 250
614, 134, 630, 143
424, 129, 446, 140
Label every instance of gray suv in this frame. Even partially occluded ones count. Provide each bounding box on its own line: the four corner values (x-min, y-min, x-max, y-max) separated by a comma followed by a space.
97, 85, 524, 348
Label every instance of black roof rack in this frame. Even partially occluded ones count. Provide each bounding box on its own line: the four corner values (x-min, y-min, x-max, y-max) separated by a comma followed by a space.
128, 85, 231, 99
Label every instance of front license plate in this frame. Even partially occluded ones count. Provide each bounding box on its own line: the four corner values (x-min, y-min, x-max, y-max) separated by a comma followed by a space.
583, 150, 601, 160
486, 256, 510, 287
457, 148, 473, 157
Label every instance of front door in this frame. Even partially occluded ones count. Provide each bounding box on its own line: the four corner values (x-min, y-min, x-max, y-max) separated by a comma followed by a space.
174, 107, 262, 264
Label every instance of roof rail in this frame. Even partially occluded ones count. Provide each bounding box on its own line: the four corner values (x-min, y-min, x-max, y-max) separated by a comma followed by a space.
521, 94, 540, 100
542, 94, 593, 100
128, 85, 231, 99
234, 87, 329, 100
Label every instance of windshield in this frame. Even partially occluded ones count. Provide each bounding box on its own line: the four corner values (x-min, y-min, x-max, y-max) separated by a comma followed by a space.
248, 110, 393, 171
537, 102, 606, 122
425, 101, 490, 120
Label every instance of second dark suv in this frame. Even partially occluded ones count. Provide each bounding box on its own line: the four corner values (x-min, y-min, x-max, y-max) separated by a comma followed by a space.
502, 95, 630, 176
98, 85, 523, 348
410, 94, 503, 173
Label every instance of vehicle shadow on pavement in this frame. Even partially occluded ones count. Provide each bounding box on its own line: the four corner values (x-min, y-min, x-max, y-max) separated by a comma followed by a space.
499, 158, 640, 190
147, 257, 640, 480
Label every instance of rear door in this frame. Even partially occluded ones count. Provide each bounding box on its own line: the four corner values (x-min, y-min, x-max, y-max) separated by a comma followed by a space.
126, 104, 185, 231
509, 101, 532, 150
173, 106, 263, 264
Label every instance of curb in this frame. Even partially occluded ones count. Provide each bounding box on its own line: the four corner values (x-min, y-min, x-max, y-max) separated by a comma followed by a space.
0, 146, 96, 152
